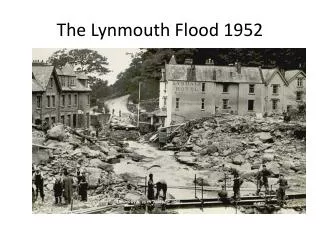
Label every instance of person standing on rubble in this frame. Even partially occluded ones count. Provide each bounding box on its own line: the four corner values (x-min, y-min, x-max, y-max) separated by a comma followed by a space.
274, 174, 289, 206
256, 164, 273, 195
33, 167, 45, 202
62, 168, 73, 204
78, 171, 88, 201
147, 174, 155, 200
53, 175, 63, 204
155, 180, 167, 201
232, 172, 243, 200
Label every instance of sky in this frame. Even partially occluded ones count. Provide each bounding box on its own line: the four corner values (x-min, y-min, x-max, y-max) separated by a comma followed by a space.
32, 48, 140, 85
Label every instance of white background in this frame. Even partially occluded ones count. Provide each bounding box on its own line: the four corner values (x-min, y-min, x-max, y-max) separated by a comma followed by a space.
0, 0, 319, 240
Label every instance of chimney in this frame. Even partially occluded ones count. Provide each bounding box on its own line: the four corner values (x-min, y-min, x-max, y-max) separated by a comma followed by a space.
161, 68, 166, 81
184, 58, 193, 65
205, 58, 214, 65
235, 61, 241, 74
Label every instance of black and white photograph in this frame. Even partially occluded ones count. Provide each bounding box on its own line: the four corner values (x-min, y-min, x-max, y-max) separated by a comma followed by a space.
32, 48, 306, 214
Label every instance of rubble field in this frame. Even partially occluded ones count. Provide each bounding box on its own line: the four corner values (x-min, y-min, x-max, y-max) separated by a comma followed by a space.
32, 124, 147, 214
165, 114, 306, 193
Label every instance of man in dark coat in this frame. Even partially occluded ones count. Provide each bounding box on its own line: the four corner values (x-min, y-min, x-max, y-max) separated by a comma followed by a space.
62, 169, 73, 204
147, 174, 155, 200
78, 172, 88, 201
256, 164, 273, 195
155, 180, 167, 201
53, 175, 63, 204
275, 174, 289, 206
33, 168, 45, 202
232, 173, 243, 200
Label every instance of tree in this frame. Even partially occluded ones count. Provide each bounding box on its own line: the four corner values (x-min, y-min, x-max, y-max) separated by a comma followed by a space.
48, 48, 110, 85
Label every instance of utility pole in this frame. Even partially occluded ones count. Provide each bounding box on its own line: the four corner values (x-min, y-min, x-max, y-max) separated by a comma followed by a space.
137, 81, 141, 127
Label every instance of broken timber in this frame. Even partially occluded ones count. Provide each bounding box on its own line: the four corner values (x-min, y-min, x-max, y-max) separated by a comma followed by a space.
123, 193, 306, 211
70, 193, 305, 213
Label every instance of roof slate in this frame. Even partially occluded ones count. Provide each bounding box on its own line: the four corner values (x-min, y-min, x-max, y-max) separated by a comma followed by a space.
165, 64, 264, 83
32, 66, 55, 89
32, 78, 44, 92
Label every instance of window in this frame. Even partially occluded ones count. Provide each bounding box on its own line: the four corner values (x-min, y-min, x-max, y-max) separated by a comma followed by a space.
201, 98, 205, 110
296, 91, 302, 101
61, 95, 65, 107
61, 76, 65, 87
297, 78, 303, 87
222, 99, 229, 109
71, 78, 75, 86
49, 77, 54, 88
74, 95, 78, 106
229, 72, 233, 78
176, 98, 180, 109
272, 99, 278, 110
202, 83, 206, 92
51, 117, 56, 124
213, 70, 216, 80
223, 83, 229, 93
61, 115, 65, 124
45, 117, 49, 124
87, 95, 90, 105
248, 100, 254, 111
249, 84, 255, 94
36, 96, 41, 109
68, 94, 72, 106
272, 85, 279, 94
47, 96, 50, 107
52, 96, 55, 107
163, 96, 167, 107
67, 115, 71, 126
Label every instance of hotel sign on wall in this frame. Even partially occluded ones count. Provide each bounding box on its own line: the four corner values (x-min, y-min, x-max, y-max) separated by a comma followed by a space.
173, 81, 202, 93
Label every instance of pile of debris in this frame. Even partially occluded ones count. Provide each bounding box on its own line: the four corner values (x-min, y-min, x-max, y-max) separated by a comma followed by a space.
32, 124, 145, 213
166, 114, 306, 192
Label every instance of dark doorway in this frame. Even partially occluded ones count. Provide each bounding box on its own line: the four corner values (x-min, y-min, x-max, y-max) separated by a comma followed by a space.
73, 114, 77, 128
248, 100, 254, 111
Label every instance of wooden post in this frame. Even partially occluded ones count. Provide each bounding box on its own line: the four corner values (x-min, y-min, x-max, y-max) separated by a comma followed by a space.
145, 176, 147, 195
137, 82, 141, 128
201, 179, 204, 210
194, 174, 197, 198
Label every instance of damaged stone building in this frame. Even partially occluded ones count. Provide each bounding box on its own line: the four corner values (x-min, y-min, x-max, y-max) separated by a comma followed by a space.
32, 63, 92, 128
159, 56, 306, 126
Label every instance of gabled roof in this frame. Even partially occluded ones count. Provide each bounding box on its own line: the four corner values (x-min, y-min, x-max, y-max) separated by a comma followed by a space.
261, 68, 289, 86
169, 55, 177, 64
165, 64, 264, 83
56, 63, 76, 76
285, 70, 306, 84
32, 78, 44, 92
32, 65, 56, 89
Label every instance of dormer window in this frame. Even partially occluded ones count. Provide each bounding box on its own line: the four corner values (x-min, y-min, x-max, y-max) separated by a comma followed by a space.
49, 77, 54, 88
297, 78, 303, 87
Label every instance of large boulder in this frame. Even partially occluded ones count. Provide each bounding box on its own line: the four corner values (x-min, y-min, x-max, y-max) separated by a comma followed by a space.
89, 158, 103, 167
175, 152, 197, 166
255, 132, 274, 143
232, 154, 245, 165
47, 125, 65, 141
86, 167, 103, 186
97, 163, 114, 172
262, 153, 275, 162
206, 144, 219, 155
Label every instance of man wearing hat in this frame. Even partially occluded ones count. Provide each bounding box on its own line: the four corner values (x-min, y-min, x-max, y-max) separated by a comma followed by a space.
32, 167, 45, 202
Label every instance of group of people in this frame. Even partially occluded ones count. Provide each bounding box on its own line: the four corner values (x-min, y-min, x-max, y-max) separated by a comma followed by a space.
147, 174, 168, 201
32, 166, 88, 205
230, 164, 289, 205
